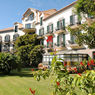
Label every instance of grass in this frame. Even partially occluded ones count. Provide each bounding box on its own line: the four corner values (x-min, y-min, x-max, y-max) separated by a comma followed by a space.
0, 69, 53, 95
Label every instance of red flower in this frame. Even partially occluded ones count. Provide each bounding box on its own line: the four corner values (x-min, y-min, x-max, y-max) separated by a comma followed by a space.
78, 73, 81, 76
64, 62, 67, 67
32, 69, 34, 71
29, 88, 35, 95
74, 67, 77, 72
87, 61, 90, 66
80, 62, 84, 66
46, 35, 53, 42
56, 82, 60, 86
90, 60, 95, 65
94, 53, 95, 55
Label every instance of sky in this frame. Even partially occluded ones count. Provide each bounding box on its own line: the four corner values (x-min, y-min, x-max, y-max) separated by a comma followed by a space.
0, 0, 76, 29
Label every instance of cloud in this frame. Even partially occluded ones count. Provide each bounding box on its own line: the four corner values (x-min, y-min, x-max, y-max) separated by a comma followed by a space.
29, 0, 42, 7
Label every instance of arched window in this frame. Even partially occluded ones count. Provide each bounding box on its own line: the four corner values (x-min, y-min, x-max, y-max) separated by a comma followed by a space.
13, 34, 19, 41
5, 35, 10, 42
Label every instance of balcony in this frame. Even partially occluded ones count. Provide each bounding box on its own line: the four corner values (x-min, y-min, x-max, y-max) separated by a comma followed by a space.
69, 22, 81, 29
44, 31, 53, 37
23, 28, 36, 33
68, 40, 84, 49
54, 27, 66, 34
55, 43, 66, 51
38, 35, 44, 39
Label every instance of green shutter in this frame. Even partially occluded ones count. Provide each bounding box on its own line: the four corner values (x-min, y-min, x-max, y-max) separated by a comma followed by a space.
63, 34, 65, 47
52, 38, 53, 47
47, 42, 49, 48
43, 28, 44, 35
57, 35, 59, 46
39, 29, 40, 35
57, 21, 59, 30
40, 17, 43, 26
63, 19, 65, 30
47, 26, 49, 33
51, 24, 53, 32
70, 15, 73, 25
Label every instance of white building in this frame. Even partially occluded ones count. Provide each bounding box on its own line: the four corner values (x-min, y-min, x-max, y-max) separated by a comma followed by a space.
0, 1, 95, 65
0, 22, 24, 53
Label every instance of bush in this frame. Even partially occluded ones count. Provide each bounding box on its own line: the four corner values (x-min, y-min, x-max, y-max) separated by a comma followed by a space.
0, 53, 21, 74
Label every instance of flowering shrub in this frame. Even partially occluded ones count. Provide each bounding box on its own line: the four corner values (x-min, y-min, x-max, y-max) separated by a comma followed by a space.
33, 56, 95, 95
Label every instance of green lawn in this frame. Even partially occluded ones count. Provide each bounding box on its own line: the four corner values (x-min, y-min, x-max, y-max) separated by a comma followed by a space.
0, 69, 53, 95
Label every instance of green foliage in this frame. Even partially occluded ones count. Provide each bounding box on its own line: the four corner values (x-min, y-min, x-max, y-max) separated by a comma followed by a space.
15, 32, 44, 67
75, 0, 95, 17
33, 56, 95, 95
0, 53, 21, 74
30, 45, 44, 67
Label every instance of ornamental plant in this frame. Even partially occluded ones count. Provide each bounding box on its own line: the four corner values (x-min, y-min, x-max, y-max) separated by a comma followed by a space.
0, 53, 21, 74
33, 56, 95, 95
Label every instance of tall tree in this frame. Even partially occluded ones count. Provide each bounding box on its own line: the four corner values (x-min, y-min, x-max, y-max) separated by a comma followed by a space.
15, 30, 44, 67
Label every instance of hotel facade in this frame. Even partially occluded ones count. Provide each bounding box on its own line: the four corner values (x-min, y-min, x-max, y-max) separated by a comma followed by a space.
0, 2, 95, 65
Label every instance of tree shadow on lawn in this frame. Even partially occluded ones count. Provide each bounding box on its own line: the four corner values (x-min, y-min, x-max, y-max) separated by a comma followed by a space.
0, 71, 34, 78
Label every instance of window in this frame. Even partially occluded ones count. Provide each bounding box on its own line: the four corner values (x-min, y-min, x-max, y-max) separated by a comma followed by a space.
70, 15, 75, 25
47, 24, 53, 33
29, 13, 34, 20
40, 17, 43, 26
39, 28, 44, 36
57, 19, 65, 30
47, 39, 53, 48
13, 34, 19, 41
40, 39, 44, 45
25, 24, 31, 29
15, 26, 18, 32
57, 34, 65, 47
70, 34, 76, 44
5, 35, 10, 42
3, 44, 10, 52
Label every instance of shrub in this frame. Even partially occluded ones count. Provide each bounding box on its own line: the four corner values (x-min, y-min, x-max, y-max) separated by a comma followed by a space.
0, 53, 21, 74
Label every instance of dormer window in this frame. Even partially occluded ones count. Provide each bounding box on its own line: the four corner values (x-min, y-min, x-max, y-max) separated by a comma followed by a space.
40, 17, 43, 26
15, 25, 18, 32
29, 13, 34, 21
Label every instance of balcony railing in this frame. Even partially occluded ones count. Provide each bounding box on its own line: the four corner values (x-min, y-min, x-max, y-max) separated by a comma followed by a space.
45, 30, 53, 36
54, 26, 66, 34
23, 28, 36, 33
69, 21, 81, 29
